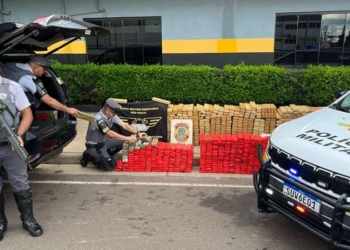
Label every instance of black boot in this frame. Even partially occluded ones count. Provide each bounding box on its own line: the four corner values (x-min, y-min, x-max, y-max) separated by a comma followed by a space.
13, 189, 43, 237
0, 190, 7, 241
80, 151, 89, 167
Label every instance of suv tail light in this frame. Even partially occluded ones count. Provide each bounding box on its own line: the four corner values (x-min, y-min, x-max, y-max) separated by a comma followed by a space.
43, 140, 57, 149
36, 111, 58, 121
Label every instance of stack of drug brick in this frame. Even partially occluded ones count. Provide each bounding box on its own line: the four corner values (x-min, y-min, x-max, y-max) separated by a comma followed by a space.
197, 104, 213, 141
199, 133, 270, 174
196, 104, 211, 138
197, 104, 236, 140
232, 102, 256, 134
253, 103, 265, 135
276, 104, 323, 127
115, 138, 193, 173
166, 102, 322, 146
260, 104, 277, 134
231, 102, 277, 134
210, 105, 223, 134
222, 105, 235, 134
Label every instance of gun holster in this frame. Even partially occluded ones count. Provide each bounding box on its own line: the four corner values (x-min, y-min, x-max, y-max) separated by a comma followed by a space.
85, 142, 105, 149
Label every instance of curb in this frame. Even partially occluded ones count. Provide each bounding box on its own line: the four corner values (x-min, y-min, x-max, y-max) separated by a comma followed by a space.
44, 152, 201, 166
31, 163, 254, 180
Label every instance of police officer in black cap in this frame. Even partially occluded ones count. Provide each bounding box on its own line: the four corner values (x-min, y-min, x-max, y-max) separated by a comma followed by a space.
81, 98, 146, 171
2, 56, 80, 117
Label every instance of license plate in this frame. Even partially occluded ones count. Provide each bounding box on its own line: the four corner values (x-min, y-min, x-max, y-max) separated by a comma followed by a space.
283, 183, 321, 213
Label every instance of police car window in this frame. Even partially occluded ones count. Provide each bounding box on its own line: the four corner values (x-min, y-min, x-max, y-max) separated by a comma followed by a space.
340, 94, 350, 108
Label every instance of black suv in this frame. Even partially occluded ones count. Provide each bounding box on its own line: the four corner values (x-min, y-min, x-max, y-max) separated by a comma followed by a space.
0, 14, 109, 169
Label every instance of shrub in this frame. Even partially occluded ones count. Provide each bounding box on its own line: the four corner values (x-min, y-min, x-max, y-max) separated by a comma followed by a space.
51, 62, 350, 107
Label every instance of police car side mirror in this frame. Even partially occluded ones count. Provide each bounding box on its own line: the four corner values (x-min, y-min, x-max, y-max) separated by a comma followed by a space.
334, 89, 348, 99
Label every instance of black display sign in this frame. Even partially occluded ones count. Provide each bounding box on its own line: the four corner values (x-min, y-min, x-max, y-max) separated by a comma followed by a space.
112, 101, 168, 142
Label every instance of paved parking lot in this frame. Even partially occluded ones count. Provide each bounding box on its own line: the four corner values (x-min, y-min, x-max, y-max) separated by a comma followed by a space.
0, 166, 327, 250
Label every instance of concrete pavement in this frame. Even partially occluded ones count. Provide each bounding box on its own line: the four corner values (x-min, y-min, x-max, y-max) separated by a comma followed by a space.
1, 173, 326, 250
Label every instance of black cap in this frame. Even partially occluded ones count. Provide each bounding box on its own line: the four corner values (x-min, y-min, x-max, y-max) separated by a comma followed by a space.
29, 56, 51, 68
105, 98, 122, 111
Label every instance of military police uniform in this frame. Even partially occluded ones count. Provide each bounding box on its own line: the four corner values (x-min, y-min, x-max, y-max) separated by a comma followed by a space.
81, 99, 124, 171
2, 56, 50, 111
0, 75, 42, 241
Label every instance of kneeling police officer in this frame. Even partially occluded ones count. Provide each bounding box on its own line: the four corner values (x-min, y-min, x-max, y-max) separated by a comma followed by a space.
81, 98, 146, 171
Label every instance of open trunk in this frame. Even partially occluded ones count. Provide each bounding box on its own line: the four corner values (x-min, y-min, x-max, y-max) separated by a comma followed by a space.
0, 14, 109, 168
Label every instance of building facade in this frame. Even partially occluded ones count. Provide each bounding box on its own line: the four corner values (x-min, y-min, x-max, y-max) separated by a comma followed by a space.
2, 0, 350, 67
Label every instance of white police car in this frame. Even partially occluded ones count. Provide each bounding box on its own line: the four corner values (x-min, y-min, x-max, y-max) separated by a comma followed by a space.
254, 89, 350, 249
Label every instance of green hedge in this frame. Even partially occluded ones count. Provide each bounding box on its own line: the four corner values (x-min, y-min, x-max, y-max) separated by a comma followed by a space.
299, 65, 350, 106
221, 64, 297, 105
51, 62, 350, 107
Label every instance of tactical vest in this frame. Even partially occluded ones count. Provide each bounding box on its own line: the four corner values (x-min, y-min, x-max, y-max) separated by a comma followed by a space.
85, 111, 112, 144
1, 62, 35, 83
0, 78, 20, 142
1, 62, 41, 109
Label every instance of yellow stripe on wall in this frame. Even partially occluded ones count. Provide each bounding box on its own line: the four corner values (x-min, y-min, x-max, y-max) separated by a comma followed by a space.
236, 38, 274, 53
36, 38, 273, 55
36, 40, 86, 55
162, 38, 274, 54
161, 39, 219, 53
217, 39, 237, 53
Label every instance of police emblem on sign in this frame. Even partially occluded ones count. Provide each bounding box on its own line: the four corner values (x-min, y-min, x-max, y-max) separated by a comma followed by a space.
174, 122, 190, 143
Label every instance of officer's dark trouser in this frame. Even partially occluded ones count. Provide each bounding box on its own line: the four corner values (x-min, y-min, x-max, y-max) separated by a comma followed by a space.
84, 138, 124, 171
0, 144, 42, 239
0, 144, 29, 193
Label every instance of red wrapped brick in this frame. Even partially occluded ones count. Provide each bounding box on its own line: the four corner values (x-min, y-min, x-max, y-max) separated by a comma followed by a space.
115, 140, 194, 173
199, 132, 270, 174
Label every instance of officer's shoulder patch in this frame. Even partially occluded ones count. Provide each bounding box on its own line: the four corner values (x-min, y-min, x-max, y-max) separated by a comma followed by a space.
97, 118, 110, 134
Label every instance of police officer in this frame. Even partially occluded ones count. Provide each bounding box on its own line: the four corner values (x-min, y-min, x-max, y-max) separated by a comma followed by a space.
0, 72, 43, 241
1, 56, 79, 117
81, 98, 147, 171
